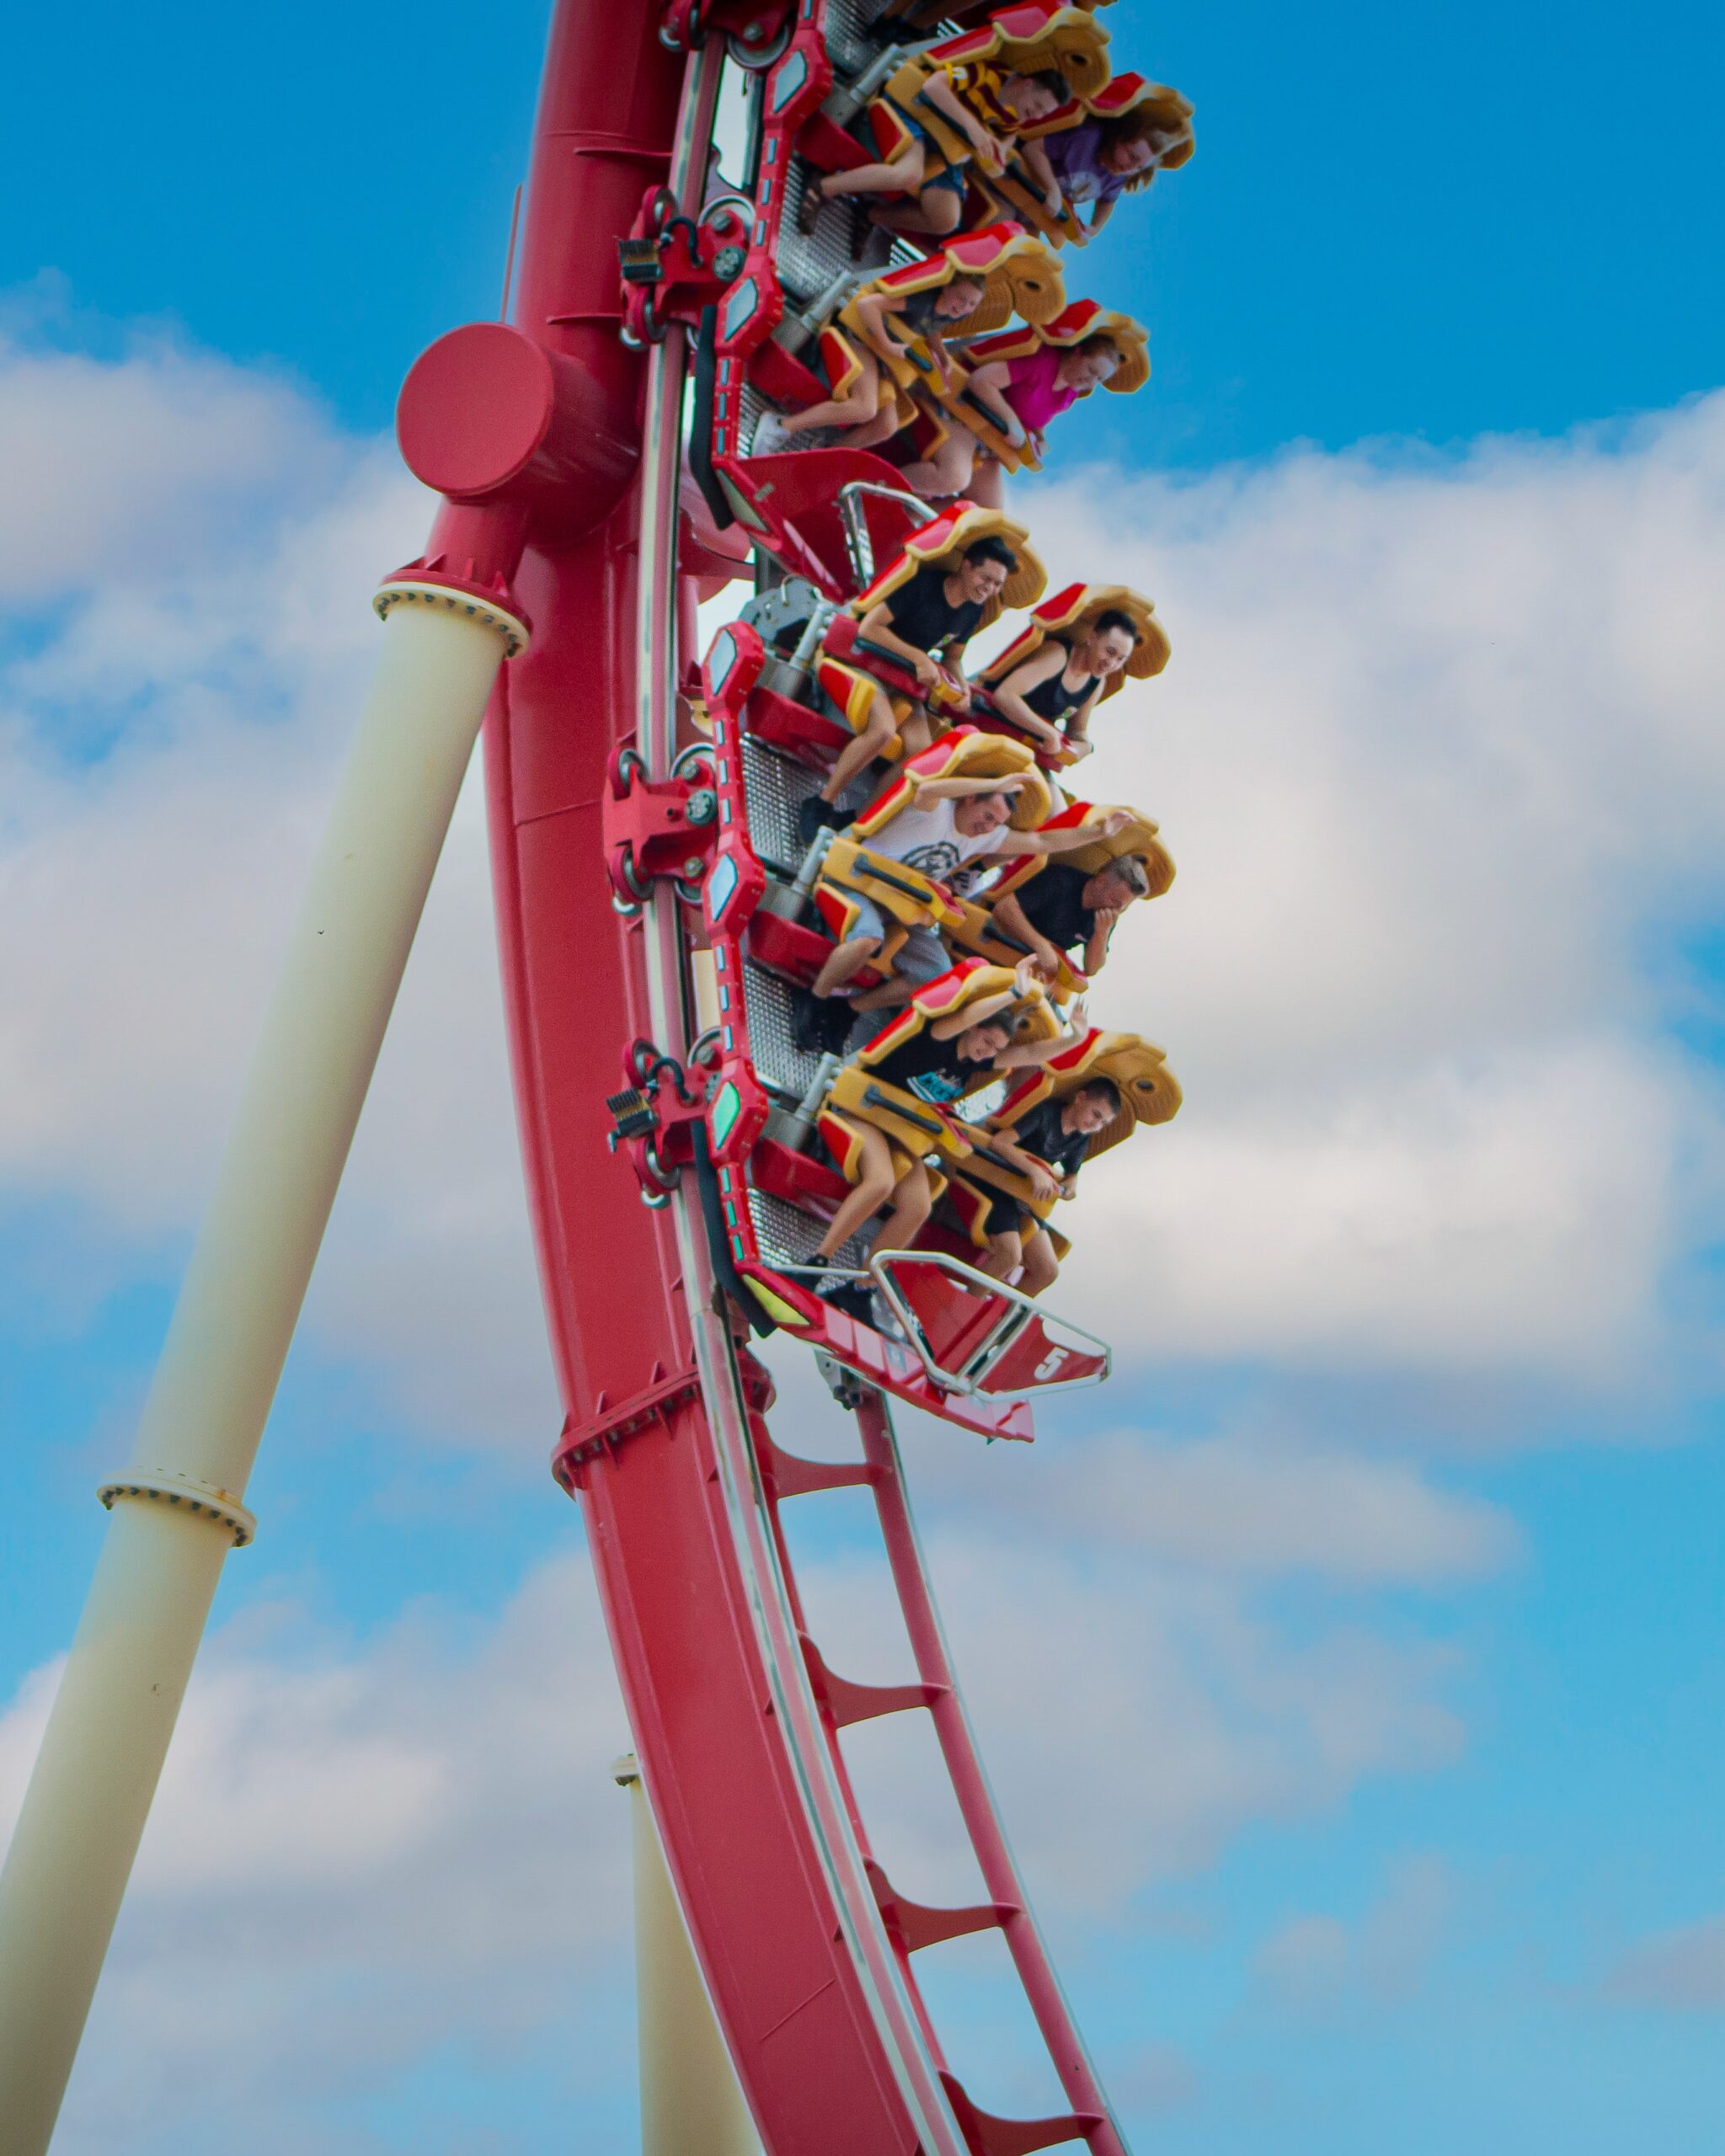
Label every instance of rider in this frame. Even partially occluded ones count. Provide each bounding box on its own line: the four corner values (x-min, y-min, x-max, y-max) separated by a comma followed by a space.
897, 331, 1124, 504
980, 605, 1140, 762
806, 958, 1082, 1299
1048, 102, 1193, 243
803, 772, 1132, 1011
753, 270, 991, 454
798, 536, 1017, 842
991, 851, 1152, 985
799, 67, 1071, 239
973, 1075, 1119, 1292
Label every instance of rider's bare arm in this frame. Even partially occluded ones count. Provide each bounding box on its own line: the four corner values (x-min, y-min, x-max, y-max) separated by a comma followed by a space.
991, 889, 1067, 977
988, 647, 1070, 750
856, 600, 941, 674
997, 808, 1131, 857
911, 773, 1022, 802
1019, 137, 1060, 206
854, 291, 908, 355
922, 72, 995, 157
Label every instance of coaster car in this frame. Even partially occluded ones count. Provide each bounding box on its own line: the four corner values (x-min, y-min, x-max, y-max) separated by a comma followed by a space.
969, 582, 1171, 764
942, 1027, 1181, 1254
814, 503, 1046, 743
812, 728, 1051, 963
813, 227, 1065, 457
815, 959, 1060, 1188
944, 798, 1172, 991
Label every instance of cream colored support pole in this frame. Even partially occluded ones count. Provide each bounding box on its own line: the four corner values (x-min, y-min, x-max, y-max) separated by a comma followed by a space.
0, 587, 526, 2156
614, 1757, 761, 2156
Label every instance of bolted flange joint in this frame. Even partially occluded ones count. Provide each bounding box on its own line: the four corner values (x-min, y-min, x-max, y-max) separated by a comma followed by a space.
373, 578, 532, 659
97, 1470, 258, 1549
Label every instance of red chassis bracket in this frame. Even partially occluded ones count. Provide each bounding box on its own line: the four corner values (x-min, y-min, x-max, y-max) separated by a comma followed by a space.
746, 680, 852, 766
601, 739, 719, 905
618, 186, 753, 345
606, 1035, 772, 1209
553, 1346, 775, 1486
658, 0, 796, 60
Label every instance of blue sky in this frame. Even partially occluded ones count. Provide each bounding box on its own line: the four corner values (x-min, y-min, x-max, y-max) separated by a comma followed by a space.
3, 4, 1723, 2153
6, 0, 1717, 459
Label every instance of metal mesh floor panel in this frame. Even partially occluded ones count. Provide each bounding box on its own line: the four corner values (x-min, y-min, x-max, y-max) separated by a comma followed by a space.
825, 0, 886, 77
740, 736, 825, 873
777, 176, 879, 306
741, 960, 825, 1099
736, 379, 767, 454
748, 1186, 871, 1273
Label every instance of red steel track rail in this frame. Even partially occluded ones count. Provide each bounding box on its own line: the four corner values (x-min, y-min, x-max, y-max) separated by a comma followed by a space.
485, 4, 1132, 2148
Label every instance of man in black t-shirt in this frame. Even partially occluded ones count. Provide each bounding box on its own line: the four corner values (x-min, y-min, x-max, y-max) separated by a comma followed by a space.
873, 560, 986, 659
991, 852, 1151, 985
970, 1075, 1121, 1295
801, 534, 1018, 843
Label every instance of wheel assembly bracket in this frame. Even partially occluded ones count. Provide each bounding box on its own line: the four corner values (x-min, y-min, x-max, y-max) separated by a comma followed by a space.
606, 1038, 713, 1208
617, 185, 753, 345
658, 0, 795, 65
602, 740, 719, 910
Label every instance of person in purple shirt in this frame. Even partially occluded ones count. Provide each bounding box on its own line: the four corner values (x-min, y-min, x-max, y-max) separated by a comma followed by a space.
1048, 105, 1192, 243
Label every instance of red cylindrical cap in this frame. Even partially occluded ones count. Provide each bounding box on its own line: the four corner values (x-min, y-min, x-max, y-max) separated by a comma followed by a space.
396, 322, 638, 531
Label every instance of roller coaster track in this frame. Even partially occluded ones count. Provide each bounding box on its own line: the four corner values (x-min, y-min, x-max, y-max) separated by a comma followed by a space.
487, 4, 1136, 2149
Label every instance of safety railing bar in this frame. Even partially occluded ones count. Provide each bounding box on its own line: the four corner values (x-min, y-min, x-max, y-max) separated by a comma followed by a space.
867, 1249, 1114, 1401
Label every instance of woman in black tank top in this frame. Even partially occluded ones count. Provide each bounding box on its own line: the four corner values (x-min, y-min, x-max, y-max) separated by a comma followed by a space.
1022, 649, 1102, 722
984, 609, 1144, 762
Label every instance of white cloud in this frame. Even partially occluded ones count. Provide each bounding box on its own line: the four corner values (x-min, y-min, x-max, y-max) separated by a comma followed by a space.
0, 1555, 639, 2156
782, 1522, 1463, 1915
761, 1334, 1519, 1587
0, 309, 342, 599
1015, 397, 1725, 1375
1064, 1039, 1690, 1373
0, 1490, 1468, 2153
0, 315, 559, 1444
984, 1423, 1516, 1582
3, 332, 1722, 1433
1252, 1852, 1455, 2015
1605, 1913, 1725, 2012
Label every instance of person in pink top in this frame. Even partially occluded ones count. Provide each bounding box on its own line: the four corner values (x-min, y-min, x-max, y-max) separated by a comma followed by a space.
897, 331, 1124, 505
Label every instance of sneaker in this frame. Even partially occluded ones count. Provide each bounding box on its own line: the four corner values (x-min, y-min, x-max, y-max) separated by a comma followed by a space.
869, 1289, 907, 1343
750, 409, 797, 456
817, 1274, 875, 1325
815, 996, 857, 1054
793, 990, 854, 1057
797, 793, 844, 847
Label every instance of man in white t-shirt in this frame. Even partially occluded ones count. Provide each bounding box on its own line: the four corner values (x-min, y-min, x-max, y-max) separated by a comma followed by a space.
803, 772, 1130, 1015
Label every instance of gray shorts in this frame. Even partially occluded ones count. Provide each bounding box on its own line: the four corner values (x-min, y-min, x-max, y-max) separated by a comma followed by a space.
841, 896, 948, 985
